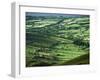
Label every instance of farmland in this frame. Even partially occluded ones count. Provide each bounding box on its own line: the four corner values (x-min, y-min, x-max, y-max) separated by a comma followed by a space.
26, 13, 89, 67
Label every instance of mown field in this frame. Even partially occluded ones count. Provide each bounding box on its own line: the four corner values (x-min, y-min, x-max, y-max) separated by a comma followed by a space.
26, 13, 90, 67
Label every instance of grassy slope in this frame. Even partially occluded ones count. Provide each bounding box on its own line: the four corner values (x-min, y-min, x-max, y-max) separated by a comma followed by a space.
26, 17, 89, 67
62, 53, 89, 65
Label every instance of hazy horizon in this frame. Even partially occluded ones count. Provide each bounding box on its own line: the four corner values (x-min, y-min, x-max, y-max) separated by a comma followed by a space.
26, 12, 89, 18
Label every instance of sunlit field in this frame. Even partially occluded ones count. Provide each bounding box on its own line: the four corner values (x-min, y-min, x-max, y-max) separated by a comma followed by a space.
26, 12, 90, 67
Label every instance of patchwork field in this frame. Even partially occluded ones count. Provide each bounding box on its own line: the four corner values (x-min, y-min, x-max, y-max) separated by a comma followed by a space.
26, 13, 89, 67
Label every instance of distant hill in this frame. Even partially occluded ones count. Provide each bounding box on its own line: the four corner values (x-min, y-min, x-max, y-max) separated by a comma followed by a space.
26, 12, 89, 18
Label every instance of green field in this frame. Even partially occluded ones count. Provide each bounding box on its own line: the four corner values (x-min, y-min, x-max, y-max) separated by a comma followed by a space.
26, 13, 90, 67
